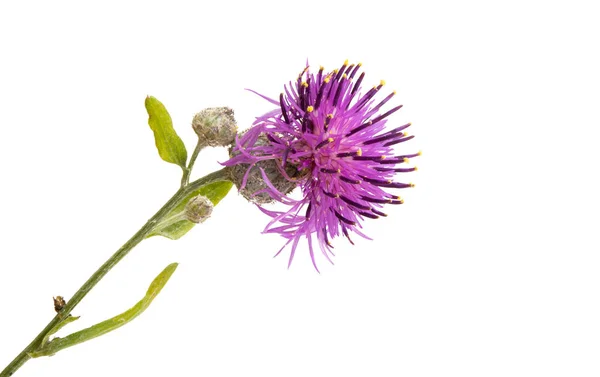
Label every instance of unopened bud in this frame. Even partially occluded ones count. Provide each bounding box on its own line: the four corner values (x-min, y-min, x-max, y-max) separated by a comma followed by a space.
192, 107, 237, 147
184, 195, 213, 223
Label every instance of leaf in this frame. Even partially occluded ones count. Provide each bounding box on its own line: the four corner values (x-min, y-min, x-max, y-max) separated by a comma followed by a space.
30, 263, 178, 358
145, 96, 188, 169
41, 315, 80, 347
150, 180, 233, 240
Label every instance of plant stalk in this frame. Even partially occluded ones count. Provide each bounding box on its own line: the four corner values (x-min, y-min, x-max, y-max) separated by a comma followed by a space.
0, 168, 230, 377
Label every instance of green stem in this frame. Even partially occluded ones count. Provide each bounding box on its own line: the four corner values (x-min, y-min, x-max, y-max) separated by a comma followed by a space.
0, 168, 231, 377
180, 140, 205, 187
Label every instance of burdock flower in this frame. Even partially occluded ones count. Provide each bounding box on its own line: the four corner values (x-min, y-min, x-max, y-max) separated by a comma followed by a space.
225, 61, 419, 271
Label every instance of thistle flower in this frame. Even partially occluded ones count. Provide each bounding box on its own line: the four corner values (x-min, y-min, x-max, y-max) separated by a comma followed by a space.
225, 61, 419, 271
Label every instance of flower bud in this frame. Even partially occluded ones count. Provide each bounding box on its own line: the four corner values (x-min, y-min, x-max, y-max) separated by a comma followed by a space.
184, 195, 213, 223
192, 107, 237, 147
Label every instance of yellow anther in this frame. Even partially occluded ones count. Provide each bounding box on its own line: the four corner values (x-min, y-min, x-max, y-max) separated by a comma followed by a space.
403, 157, 410, 163
400, 199, 405, 204
337, 169, 341, 173
380, 80, 386, 86
409, 183, 415, 188
381, 155, 386, 160
327, 137, 334, 142
333, 69, 339, 74
373, 85, 378, 90
358, 62, 363, 67
417, 150, 422, 156
306, 106, 314, 113
302, 81, 309, 88
324, 76, 331, 83
342, 73, 347, 79
319, 65, 324, 71
326, 114, 333, 119
357, 148, 363, 156
343, 59, 349, 66
403, 132, 408, 136
393, 90, 397, 95
387, 180, 392, 184
414, 166, 419, 171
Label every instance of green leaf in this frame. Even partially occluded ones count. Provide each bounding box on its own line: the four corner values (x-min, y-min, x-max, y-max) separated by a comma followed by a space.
41, 315, 80, 347
30, 263, 178, 358
145, 96, 188, 169
150, 180, 233, 240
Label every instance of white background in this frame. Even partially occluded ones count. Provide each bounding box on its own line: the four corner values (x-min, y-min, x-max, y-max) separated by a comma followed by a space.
1, 1, 599, 376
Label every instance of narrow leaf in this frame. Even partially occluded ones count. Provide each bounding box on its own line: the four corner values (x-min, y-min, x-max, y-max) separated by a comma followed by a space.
145, 96, 188, 169
30, 263, 178, 358
150, 180, 233, 240
41, 315, 80, 347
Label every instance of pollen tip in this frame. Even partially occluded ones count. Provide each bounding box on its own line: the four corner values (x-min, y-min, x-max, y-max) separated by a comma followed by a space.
393, 90, 397, 94
306, 105, 314, 113
400, 199, 405, 204
328, 137, 334, 142
343, 59, 349, 66
319, 65, 324, 71
410, 183, 415, 188
337, 168, 341, 173
326, 114, 333, 119
387, 180, 392, 184
357, 148, 363, 156
380, 155, 386, 160
414, 166, 419, 171
342, 73, 347, 79
324, 77, 331, 83
403, 131, 408, 136
302, 81, 309, 88
333, 69, 339, 74
417, 150, 422, 156
403, 157, 410, 163
380, 79, 386, 86
372, 85, 378, 90
358, 62, 363, 67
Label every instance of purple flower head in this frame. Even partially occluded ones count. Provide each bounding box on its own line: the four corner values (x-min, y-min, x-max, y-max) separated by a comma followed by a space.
225, 61, 419, 271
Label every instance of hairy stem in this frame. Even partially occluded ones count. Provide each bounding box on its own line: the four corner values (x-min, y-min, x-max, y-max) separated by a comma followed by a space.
180, 139, 206, 187
0, 168, 231, 377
